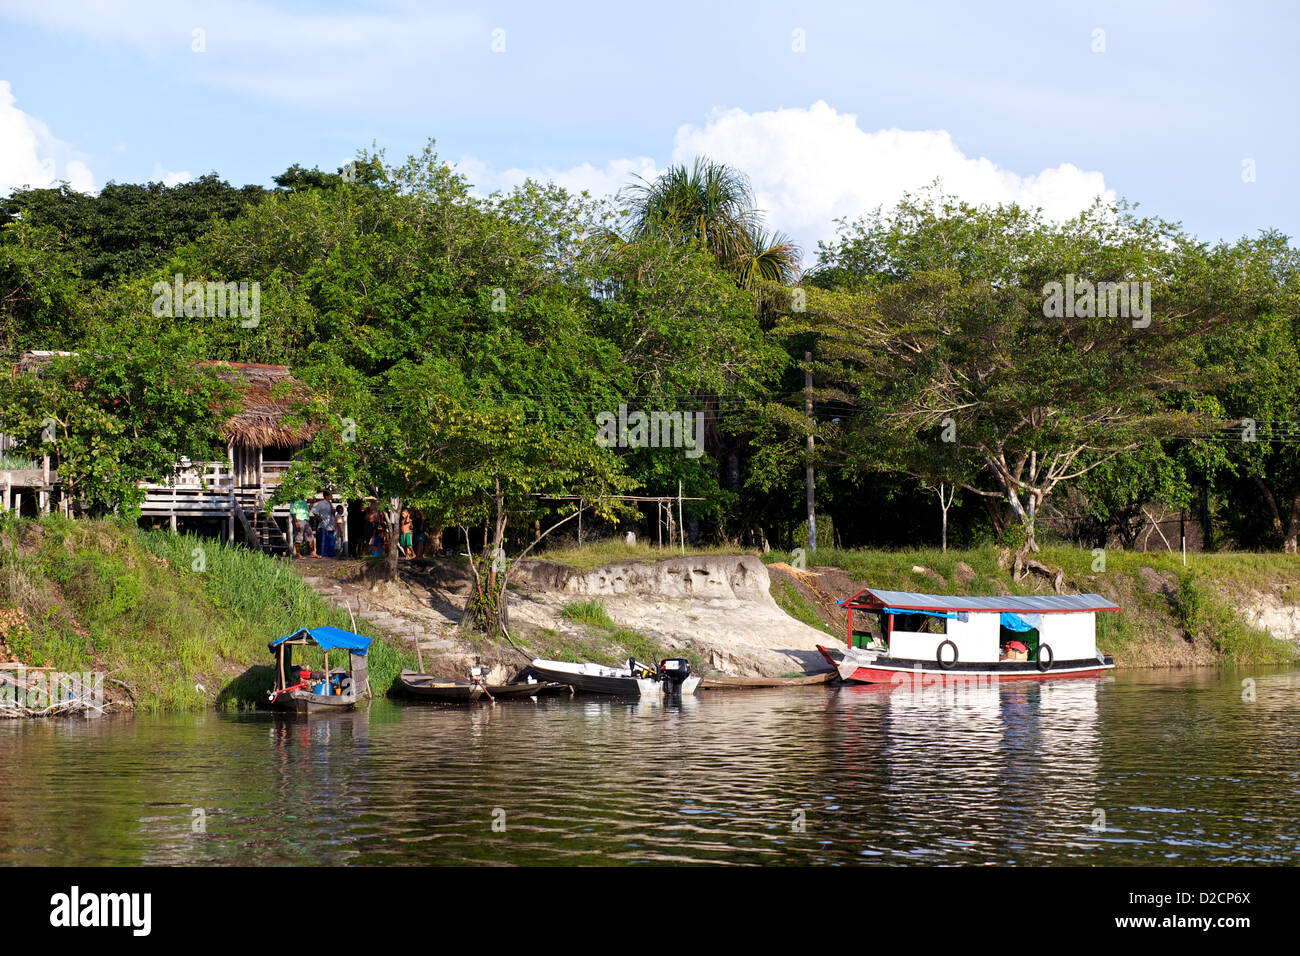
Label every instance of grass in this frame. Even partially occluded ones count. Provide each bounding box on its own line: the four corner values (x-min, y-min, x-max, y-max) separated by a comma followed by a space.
536, 537, 754, 570
0, 514, 415, 710
550, 596, 704, 669
560, 597, 616, 629
769, 577, 835, 636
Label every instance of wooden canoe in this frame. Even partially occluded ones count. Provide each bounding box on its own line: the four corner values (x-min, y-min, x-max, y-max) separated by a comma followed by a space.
398, 670, 569, 702
698, 670, 838, 690
269, 689, 358, 713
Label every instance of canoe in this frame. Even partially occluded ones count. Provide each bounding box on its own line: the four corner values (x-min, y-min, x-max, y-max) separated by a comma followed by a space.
528, 658, 700, 696
397, 670, 569, 702
699, 671, 837, 690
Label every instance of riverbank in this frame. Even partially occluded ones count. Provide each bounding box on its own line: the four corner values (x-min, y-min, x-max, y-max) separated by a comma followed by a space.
760, 546, 1300, 667
0, 516, 415, 712
2, 516, 1296, 713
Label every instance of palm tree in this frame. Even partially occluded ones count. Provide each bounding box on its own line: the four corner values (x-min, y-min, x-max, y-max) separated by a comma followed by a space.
621, 157, 800, 287
733, 225, 802, 289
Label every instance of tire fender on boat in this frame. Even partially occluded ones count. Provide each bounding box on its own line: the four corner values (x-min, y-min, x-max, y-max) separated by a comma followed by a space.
1036, 643, 1054, 672
936, 640, 958, 669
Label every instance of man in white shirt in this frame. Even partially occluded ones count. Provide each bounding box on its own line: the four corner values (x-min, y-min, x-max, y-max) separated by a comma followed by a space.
311, 492, 337, 558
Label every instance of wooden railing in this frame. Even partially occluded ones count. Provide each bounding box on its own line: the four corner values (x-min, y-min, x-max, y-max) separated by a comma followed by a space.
138, 459, 304, 517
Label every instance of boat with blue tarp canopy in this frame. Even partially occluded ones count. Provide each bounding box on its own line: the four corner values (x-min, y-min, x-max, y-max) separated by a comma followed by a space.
268, 626, 373, 654
267, 626, 371, 714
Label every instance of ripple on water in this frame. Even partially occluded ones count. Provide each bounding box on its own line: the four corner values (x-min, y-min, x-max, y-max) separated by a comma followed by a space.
1, 669, 1298, 865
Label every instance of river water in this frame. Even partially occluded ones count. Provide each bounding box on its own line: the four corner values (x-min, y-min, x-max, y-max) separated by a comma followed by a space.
1, 668, 1297, 866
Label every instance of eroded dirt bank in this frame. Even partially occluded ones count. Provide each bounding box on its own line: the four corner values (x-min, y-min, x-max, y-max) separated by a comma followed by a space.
294, 554, 842, 680
292, 547, 1299, 681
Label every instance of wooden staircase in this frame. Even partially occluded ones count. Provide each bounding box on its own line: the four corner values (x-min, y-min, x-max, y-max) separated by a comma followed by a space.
236, 506, 292, 556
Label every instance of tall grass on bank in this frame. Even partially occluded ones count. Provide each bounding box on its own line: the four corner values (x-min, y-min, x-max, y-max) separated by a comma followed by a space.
0, 515, 414, 710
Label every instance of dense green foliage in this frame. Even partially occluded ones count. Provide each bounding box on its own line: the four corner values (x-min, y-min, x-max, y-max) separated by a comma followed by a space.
1, 142, 1297, 559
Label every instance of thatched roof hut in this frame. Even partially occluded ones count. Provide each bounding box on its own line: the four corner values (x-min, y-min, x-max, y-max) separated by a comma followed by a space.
13, 352, 314, 450
199, 362, 315, 449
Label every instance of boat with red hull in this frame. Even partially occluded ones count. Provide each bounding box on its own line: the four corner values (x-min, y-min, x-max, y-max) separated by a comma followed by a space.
822, 586, 1117, 683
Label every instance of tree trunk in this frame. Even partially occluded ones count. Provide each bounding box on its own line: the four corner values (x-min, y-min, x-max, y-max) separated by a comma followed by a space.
1255, 476, 1285, 538
1286, 492, 1300, 555
385, 496, 401, 578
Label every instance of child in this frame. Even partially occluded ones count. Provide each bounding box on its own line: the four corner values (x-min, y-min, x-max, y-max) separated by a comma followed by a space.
399, 507, 414, 559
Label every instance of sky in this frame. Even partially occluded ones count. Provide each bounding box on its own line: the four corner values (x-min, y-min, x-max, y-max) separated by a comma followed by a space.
0, 0, 1295, 262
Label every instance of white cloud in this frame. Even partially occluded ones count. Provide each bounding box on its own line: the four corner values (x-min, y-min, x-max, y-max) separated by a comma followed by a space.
672, 102, 1113, 238
0, 80, 95, 195
459, 101, 1113, 261
152, 164, 193, 187
456, 155, 659, 199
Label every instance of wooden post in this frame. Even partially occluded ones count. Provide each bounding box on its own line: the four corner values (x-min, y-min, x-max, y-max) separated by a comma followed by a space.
341, 503, 349, 558
577, 497, 583, 546
678, 481, 685, 557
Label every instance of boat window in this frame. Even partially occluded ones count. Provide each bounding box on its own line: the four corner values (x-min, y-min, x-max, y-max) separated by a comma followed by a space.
999, 626, 1039, 658
894, 612, 946, 634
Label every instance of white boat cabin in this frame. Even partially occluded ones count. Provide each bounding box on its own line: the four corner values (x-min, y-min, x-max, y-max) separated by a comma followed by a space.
841, 587, 1119, 665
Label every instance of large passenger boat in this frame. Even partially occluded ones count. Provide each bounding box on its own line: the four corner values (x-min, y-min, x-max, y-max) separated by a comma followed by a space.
817, 587, 1117, 682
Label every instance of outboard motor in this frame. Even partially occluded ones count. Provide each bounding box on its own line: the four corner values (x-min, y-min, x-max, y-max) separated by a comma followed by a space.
657, 657, 692, 693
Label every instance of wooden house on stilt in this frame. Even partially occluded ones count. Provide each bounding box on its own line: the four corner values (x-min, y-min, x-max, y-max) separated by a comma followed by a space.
1, 353, 340, 556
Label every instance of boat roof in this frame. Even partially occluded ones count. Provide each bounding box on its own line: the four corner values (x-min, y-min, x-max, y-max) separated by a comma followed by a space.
268, 626, 373, 654
841, 587, 1120, 614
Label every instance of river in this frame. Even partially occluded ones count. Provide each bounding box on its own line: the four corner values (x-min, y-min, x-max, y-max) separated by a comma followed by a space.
1, 667, 1297, 865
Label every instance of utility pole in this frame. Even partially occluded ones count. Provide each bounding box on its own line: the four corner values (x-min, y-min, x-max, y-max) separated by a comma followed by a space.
805, 350, 816, 552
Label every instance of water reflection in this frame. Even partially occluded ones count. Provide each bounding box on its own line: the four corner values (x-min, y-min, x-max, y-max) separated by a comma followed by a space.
1, 668, 1297, 865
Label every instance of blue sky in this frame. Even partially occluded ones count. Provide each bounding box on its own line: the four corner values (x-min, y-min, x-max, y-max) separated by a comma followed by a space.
1, 0, 1295, 258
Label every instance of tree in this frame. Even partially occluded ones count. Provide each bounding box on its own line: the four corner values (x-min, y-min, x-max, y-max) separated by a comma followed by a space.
791, 191, 1263, 554
620, 157, 801, 287
1201, 233, 1300, 551
0, 219, 84, 355
0, 337, 235, 516
276, 356, 633, 634
0, 174, 267, 286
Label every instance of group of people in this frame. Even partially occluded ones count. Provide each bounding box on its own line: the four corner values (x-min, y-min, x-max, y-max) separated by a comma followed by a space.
289, 491, 345, 559
361, 502, 451, 560
289, 495, 460, 562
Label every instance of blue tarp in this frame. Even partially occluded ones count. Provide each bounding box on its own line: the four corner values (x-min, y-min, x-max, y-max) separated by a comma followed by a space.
268, 626, 372, 655
999, 612, 1036, 632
